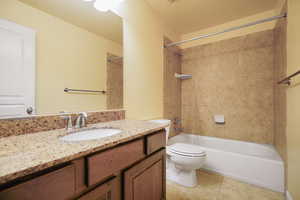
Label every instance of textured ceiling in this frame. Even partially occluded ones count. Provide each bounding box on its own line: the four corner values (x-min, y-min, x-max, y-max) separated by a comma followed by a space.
145, 0, 279, 34
18, 0, 123, 44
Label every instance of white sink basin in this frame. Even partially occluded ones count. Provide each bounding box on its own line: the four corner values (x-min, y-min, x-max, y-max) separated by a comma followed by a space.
60, 128, 122, 142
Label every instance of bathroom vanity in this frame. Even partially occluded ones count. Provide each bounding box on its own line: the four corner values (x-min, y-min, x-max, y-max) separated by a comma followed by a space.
0, 120, 167, 200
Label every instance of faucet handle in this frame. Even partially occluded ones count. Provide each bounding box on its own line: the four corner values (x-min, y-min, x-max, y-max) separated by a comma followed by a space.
62, 115, 73, 130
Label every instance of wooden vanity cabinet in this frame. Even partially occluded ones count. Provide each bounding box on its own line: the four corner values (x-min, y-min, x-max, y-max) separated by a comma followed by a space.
124, 150, 166, 200
0, 129, 166, 200
87, 139, 145, 186
78, 178, 119, 200
146, 130, 166, 155
0, 165, 76, 200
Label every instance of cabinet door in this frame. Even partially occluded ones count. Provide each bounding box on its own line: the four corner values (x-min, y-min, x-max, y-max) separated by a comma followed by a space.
79, 177, 119, 200
124, 150, 166, 200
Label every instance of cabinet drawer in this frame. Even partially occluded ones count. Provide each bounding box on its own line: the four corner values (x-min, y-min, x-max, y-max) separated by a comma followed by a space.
0, 165, 75, 200
146, 130, 166, 155
87, 139, 145, 186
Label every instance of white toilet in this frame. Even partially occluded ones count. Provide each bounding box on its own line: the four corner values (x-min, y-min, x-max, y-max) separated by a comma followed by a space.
149, 119, 206, 187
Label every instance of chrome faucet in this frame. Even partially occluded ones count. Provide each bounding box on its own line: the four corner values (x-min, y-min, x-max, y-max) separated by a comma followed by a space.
62, 115, 73, 131
75, 112, 88, 128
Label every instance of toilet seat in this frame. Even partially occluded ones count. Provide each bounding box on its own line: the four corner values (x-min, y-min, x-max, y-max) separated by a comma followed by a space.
167, 143, 206, 157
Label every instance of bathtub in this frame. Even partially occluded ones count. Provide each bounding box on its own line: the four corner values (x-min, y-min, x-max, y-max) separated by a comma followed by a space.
168, 134, 284, 192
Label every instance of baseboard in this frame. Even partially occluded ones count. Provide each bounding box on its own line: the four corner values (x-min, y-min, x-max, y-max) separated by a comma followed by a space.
286, 191, 293, 200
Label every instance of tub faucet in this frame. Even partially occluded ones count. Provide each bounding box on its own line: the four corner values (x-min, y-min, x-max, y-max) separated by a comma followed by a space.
75, 112, 88, 128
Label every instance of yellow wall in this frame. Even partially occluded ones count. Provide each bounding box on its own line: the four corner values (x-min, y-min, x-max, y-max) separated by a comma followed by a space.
180, 10, 278, 49
286, 0, 300, 198
0, 0, 122, 114
113, 0, 178, 120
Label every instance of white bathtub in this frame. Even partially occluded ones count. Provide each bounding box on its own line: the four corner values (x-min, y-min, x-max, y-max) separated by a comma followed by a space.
168, 134, 285, 192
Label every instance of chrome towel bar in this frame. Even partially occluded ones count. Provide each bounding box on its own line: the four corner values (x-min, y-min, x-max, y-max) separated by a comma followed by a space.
64, 88, 106, 94
278, 70, 300, 85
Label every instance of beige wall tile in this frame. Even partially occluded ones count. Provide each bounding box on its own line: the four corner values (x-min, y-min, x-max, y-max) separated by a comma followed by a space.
273, 3, 288, 190
273, 6, 287, 162
181, 30, 275, 144
106, 53, 123, 110
164, 38, 182, 137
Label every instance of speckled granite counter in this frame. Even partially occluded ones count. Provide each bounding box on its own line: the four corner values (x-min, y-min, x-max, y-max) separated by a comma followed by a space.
0, 120, 167, 185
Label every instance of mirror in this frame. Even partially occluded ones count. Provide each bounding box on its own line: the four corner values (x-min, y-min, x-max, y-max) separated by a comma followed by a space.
0, 0, 123, 118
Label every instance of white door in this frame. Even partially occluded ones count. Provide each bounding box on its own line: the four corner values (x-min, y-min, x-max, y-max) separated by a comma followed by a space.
0, 19, 36, 118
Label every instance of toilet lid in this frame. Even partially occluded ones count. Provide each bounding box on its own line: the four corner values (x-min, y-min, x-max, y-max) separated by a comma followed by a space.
168, 143, 206, 157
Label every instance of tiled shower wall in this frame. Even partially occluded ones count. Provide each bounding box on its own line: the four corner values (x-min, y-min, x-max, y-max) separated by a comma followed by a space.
274, 5, 287, 163
107, 54, 123, 110
181, 30, 275, 144
163, 38, 182, 137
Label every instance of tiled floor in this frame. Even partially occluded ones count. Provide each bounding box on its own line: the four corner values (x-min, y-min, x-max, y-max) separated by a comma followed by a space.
166, 170, 284, 200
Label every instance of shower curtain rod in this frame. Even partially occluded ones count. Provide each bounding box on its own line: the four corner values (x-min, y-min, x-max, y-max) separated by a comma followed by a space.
165, 13, 287, 48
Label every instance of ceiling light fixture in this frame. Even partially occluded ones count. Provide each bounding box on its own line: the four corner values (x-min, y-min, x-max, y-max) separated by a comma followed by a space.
82, 0, 124, 12
94, 0, 111, 12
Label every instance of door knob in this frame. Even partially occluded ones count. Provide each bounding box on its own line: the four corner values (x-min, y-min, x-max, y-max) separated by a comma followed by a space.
26, 106, 33, 115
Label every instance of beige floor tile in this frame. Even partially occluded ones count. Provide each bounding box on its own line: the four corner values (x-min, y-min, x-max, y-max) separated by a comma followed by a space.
166, 182, 187, 200
197, 170, 224, 186
249, 184, 284, 200
167, 170, 223, 200
167, 170, 284, 200
217, 177, 251, 200
217, 187, 250, 200
221, 177, 253, 192
167, 180, 218, 200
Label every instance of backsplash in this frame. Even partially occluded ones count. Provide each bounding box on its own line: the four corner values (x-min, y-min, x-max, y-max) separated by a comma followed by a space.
0, 110, 125, 138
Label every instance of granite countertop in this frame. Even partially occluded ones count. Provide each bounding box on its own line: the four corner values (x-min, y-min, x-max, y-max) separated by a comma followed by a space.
0, 120, 167, 185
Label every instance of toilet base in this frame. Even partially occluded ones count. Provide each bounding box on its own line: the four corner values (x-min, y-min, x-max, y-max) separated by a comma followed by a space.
166, 161, 198, 187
